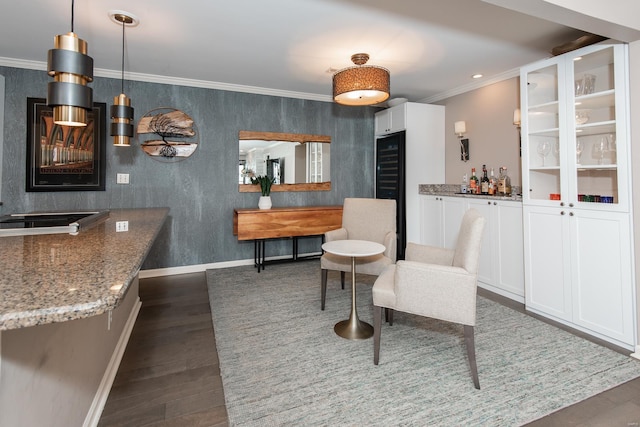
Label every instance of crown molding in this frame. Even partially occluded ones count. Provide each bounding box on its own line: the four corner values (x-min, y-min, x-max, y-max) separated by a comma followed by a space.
418, 67, 521, 104
0, 56, 519, 105
0, 57, 334, 103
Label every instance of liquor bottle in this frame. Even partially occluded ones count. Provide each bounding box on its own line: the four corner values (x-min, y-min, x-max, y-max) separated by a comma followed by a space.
502, 167, 512, 195
488, 168, 496, 196
480, 164, 489, 195
498, 166, 512, 196
469, 168, 478, 194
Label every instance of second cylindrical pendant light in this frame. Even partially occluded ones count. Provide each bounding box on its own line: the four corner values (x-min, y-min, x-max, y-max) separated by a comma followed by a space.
110, 11, 137, 146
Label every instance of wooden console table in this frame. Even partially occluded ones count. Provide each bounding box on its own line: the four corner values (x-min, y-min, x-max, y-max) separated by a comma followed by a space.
233, 205, 343, 271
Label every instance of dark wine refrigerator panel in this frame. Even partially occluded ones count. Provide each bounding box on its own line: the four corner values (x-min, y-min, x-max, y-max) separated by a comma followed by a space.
375, 131, 406, 260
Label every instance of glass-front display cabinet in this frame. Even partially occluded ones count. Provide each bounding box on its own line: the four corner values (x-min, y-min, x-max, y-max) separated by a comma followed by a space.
521, 43, 629, 212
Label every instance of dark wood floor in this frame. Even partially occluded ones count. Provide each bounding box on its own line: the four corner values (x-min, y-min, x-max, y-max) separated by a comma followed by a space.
99, 272, 640, 426
98, 272, 228, 427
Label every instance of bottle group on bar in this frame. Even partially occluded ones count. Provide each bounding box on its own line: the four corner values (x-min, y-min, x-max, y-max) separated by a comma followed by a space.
465, 166, 511, 196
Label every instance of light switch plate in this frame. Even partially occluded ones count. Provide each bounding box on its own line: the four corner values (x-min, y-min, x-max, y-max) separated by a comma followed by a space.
116, 221, 129, 232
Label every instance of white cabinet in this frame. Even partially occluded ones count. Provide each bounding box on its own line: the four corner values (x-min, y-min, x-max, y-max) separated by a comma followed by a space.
467, 198, 524, 302
524, 206, 635, 346
375, 104, 406, 135
375, 103, 445, 246
420, 195, 524, 302
419, 195, 465, 249
521, 43, 636, 349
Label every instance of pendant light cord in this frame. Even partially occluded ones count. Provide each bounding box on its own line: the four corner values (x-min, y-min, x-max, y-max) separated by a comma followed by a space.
121, 19, 125, 94
70, 0, 74, 32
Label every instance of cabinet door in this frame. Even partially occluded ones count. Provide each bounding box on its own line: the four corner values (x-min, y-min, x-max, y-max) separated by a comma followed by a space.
465, 199, 495, 286
374, 104, 407, 135
570, 210, 635, 345
523, 206, 572, 321
565, 45, 629, 212
441, 197, 466, 249
420, 196, 443, 247
521, 57, 565, 205
495, 201, 524, 298
374, 109, 392, 135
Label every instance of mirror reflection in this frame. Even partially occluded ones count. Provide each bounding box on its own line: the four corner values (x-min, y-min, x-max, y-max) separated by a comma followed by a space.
238, 131, 331, 192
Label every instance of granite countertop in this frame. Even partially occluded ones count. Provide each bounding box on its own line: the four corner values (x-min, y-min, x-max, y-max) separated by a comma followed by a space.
419, 184, 523, 202
0, 208, 169, 331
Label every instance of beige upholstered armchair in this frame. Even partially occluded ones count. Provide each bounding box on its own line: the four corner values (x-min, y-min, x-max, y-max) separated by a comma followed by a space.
321, 198, 397, 310
372, 208, 485, 389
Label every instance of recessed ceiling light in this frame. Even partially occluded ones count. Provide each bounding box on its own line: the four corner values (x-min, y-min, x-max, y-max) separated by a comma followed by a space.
472, 74, 483, 79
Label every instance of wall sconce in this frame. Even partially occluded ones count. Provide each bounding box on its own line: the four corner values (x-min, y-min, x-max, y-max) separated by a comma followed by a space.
455, 121, 469, 162
513, 109, 522, 157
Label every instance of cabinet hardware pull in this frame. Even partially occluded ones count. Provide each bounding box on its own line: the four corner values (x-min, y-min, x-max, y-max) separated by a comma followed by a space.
561, 211, 565, 215
569, 203, 574, 207
569, 212, 574, 216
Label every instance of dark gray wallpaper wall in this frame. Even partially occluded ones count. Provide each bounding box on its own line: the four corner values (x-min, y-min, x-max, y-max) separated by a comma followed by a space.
0, 67, 376, 269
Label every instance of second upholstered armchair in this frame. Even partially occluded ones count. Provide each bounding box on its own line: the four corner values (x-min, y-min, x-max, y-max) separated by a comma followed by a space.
320, 198, 397, 310
372, 208, 485, 389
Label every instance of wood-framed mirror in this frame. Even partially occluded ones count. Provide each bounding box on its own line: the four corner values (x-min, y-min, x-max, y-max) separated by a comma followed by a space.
238, 131, 331, 192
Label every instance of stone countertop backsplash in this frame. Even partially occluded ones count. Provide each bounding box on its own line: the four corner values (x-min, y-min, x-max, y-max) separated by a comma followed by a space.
419, 184, 523, 201
0, 208, 169, 331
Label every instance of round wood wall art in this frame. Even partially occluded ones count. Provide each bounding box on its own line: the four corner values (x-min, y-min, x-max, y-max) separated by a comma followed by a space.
137, 107, 198, 162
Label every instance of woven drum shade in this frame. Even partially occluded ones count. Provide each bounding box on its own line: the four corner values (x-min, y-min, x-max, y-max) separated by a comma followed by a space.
333, 53, 389, 106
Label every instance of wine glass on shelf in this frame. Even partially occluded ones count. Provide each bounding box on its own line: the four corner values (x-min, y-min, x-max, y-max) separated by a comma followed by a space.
607, 133, 617, 164
593, 137, 607, 165
576, 140, 583, 164
537, 141, 551, 166
607, 133, 617, 152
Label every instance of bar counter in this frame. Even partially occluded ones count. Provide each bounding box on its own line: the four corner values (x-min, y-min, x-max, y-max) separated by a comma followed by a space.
0, 207, 169, 331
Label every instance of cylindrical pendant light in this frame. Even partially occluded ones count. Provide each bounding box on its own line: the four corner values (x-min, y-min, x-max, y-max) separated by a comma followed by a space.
333, 53, 390, 106
47, 0, 93, 127
110, 12, 137, 146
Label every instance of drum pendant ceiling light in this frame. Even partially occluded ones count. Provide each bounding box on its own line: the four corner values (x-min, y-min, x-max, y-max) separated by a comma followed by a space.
333, 53, 390, 106
47, 0, 94, 127
110, 11, 137, 146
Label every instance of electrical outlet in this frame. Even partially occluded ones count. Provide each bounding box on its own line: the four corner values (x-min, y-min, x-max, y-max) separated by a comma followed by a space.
115, 221, 129, 232
116, 173, 130, 184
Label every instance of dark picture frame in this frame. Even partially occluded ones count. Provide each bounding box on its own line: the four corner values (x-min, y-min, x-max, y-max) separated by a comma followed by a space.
26, 97, 106, 192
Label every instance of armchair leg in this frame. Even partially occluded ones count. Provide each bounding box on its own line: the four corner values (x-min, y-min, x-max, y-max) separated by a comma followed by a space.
373, 305, 383, 365
340, 271, 345, 289
385, 308, 394, 325
464, 325, 480, 390
321, 269, 328, 310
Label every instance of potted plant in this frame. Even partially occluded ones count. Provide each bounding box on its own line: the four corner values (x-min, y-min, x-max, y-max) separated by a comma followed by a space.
251, 175, 275, 209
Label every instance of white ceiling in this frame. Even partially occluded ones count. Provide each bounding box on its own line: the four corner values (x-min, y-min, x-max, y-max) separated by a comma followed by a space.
0, 0, 637, 103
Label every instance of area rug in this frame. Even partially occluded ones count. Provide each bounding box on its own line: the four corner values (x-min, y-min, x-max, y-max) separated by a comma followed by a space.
206, 261, 640, 426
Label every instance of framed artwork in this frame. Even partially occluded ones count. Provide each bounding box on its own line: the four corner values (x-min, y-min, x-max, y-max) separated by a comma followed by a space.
26, 97, 106, 192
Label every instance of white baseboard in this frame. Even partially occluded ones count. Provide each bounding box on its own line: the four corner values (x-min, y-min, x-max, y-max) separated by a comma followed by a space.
83, 298, 142, 427
139, 252, 322, 279
631, 345, 640, 360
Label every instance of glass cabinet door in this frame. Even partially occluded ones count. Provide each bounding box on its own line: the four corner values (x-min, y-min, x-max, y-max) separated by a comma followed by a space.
567, 45, 627, 209
522, 60, 565, 203
522, 43, 628, 211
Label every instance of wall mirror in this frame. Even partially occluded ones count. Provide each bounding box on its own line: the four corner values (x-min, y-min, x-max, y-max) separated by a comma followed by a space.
238, 131, 331, 192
